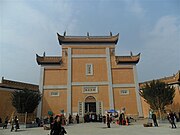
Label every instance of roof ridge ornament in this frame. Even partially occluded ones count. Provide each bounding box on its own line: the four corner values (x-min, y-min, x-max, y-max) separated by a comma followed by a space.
130, 51, 133, 57
43, 52, 46, 57
64, 31, 66, 36
110, 32, 112, 36
87, 32, 90, 37
1, 76, 4, 83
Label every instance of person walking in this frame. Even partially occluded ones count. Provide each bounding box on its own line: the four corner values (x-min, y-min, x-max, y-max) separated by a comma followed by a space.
106, 114, 110, 128
68, 114, 72, 124
102, 115, 106, 124
152, 113, 158, 127
50, 115, 54, 129
173, 112, 178, 122
119, 113, 123, 125
3, 116, 8, 129
76, 114, 79, 124
14, 116, 19, 131
36, 117, 41, 127
169, 112, 177, 128
10, 116, 14, 132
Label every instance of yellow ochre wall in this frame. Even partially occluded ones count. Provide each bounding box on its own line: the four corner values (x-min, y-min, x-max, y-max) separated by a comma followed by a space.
171, 86, 180, 112
113, 87, 138, 116
72, 48, 106, 55
42, 89, 67, 116
112, 68, 134, 84
44, 69, 67, 85
72, 58, 108, 82
41, 45, 139, 117
0, 90, 16, 121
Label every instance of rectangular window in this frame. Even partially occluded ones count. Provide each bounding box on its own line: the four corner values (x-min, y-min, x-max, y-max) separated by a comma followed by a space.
120, 90, 129, 95
86, 64, 93, 75
50, 92, 59, 96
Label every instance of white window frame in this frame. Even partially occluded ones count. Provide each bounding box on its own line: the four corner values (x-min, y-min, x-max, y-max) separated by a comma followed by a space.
86, 64, 93, 75
120, 90, 129, 95
50, 91, 59, 96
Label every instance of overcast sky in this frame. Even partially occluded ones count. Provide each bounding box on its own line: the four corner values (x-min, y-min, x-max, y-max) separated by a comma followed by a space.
0, 0, 180, 84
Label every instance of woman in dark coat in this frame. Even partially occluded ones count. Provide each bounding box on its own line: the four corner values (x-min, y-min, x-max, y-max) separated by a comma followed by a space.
152, 113, 158, 127
76, 114, 79, 124
119, 113, 123, 125
50, 116, 67, 135
106, 114, 110, 128
50, 116, 62, 135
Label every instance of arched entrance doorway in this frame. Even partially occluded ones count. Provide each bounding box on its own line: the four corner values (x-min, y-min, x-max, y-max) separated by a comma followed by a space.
85, 96, 96, 113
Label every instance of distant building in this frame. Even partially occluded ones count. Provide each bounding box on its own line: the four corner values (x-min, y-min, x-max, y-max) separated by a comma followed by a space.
36, 32, 143, 118
140, 71, 180, 118
0, 77, 38, 120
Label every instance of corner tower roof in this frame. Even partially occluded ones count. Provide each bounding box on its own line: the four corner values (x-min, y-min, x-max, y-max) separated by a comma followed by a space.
36, 54, 62, 65
116, 53, 140, 64
57, 33, 119, 45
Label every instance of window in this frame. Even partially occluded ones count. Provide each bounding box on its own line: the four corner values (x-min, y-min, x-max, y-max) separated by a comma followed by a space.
120, 90, 129, 95
50, 92, 59, 96
86, 64, 93, 75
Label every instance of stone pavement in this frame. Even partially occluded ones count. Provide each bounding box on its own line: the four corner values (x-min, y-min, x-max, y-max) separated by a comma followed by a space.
0, 122, 179, 135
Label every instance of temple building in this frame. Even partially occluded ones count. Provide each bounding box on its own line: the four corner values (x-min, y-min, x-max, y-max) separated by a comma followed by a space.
36, 32, 143, 118
140, 70, 180, 118
0, 77, 38, 121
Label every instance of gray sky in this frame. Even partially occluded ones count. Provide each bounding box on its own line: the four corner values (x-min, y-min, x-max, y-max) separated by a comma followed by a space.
0, 0, 180, 84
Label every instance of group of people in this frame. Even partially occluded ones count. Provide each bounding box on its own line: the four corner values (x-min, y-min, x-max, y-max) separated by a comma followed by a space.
64, 114, 80, 125
118, 113, 130, 125
102, 113, 130, 128
1, 116, 9, 129
10, 116, 20, 132
151, 111, 179, 128
1, 110, 179, 133
84, 113, 103, 122
0, 116, 19, 131
48, 112, 130, 129
167, 111, 178, 128
48, 114, 82, 135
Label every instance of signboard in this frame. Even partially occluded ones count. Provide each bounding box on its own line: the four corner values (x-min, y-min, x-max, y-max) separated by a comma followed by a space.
83, 86, 98, 93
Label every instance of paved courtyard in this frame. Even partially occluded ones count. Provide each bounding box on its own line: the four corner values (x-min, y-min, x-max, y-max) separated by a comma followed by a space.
0, 121, 179, 135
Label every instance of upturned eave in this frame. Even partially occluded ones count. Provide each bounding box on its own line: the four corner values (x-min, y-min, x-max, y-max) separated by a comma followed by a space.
36, 54, 62, 65
57, 33, 119, 45
116, 53, 140, 64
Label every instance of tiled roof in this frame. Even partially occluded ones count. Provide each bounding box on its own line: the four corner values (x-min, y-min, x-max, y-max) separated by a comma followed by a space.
116, 53, 140, 64
139, 70, 180, 87
0, 78, 38, 91
158, 70, 180, 85
36, 54, 62, 65
57, 33, 119, 45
